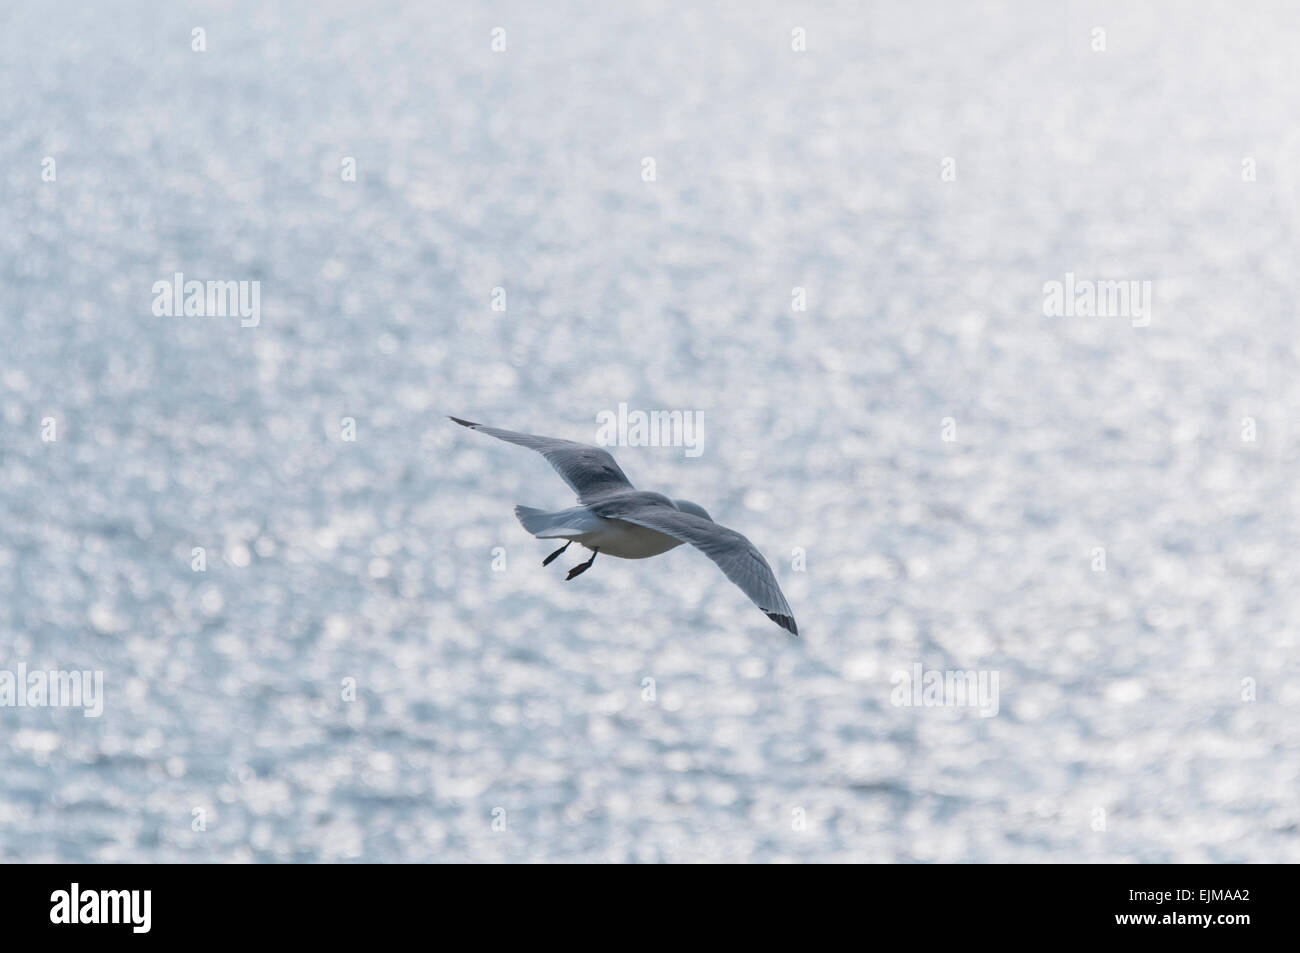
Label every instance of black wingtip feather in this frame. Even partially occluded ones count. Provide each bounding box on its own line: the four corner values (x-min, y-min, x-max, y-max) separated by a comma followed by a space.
767, 613, 798, 636
449, 416, 479, 428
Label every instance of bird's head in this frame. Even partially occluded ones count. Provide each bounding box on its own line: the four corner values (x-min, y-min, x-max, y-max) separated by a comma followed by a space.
673, 499, 713, 521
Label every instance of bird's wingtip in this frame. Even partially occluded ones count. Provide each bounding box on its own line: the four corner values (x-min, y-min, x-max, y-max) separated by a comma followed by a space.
767, 613, 798, 636
448, 416, 479, 428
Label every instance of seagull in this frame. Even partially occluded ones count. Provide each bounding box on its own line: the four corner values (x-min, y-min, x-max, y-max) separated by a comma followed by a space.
450, 417, 798, 635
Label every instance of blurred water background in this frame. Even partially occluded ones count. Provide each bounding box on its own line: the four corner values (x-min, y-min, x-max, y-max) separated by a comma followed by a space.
2, 0, 1299, 862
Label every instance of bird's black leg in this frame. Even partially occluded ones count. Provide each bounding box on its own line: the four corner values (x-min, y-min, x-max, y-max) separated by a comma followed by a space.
541, 541, 571, 567
565, 547, 599, 580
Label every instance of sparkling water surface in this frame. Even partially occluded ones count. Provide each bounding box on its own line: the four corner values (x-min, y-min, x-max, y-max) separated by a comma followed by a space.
2, 1, 1298, 862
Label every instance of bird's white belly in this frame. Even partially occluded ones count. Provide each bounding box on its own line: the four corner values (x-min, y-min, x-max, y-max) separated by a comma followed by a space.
573, 518, 682, 559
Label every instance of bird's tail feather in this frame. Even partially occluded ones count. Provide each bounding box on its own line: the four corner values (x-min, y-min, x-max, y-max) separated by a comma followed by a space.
514, 505, 555, 536
514, 505, 600, 538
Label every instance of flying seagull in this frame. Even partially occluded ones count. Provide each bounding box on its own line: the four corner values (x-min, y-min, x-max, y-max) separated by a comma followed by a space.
450, 417, 798, 635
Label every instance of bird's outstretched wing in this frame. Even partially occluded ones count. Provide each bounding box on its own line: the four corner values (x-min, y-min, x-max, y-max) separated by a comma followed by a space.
601, 502, 798, 635
449, 417, 635, 502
